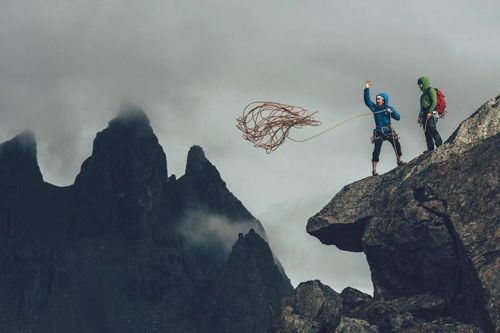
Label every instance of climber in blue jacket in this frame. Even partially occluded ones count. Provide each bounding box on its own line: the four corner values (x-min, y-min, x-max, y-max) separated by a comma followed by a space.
364, 80, 406, 176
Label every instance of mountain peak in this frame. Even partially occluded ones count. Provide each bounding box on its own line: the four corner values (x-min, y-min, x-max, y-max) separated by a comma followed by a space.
0, 130, 43, 187
185, 145, 212, 176
0, 106, 288, 333
446, 93, 500, 149
231, 228, 265, 252
76, 107, 167, 184
0, 130, 37, 159
73, 107, 168, 231
177, 145, 257, 221
111, 105, 150, 129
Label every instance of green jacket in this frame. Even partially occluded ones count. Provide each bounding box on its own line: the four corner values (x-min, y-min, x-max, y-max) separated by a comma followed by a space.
418, 76, 437, 117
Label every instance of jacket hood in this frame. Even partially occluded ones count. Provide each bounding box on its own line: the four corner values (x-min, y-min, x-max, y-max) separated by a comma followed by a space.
418, 76, 431, 91
376, 92, 389, 108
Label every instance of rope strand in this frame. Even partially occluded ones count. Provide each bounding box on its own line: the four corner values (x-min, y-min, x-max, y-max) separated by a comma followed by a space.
237, 101, 389, 153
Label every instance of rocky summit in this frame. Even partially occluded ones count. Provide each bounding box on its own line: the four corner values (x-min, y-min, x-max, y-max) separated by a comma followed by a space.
272, 280, 483, 333
0, 107, 292, 333
304, 94, 500, 332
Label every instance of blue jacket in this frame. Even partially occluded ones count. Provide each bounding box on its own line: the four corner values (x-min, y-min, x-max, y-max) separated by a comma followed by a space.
364, 88, 400, 134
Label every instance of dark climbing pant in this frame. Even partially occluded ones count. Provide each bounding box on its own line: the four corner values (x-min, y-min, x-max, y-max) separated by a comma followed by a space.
423, 117, 442, 151
372, 133, 402, 162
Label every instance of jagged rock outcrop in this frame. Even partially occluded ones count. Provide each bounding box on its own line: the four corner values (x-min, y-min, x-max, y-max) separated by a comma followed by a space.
176, 144, 262, 223
0, 107, 291, 333
0, 131, 43, 189
0, 131, 45, 240
73, 107, 169, 234
272, 280, 343, 333
200, 229, 293, 333
173, 143, 267, 289
273, 280, 484, 333
307, 94, 500, 332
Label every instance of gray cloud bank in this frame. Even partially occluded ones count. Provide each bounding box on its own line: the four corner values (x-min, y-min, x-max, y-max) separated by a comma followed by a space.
1, 0, 499, 294
178, 211, 263, 254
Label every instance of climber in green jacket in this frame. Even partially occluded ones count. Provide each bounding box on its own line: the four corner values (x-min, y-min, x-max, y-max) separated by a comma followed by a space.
417, 76, 442, 152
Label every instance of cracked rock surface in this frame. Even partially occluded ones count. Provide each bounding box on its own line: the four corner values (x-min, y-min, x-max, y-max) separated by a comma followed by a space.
307, 94, 499, 332
272, 280, 483, 333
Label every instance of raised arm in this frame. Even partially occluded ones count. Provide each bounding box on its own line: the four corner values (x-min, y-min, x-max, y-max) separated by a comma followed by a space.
364, 80, 376, 110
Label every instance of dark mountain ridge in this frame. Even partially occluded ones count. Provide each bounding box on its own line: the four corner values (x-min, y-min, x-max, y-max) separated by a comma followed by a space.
0, 107, 292, 332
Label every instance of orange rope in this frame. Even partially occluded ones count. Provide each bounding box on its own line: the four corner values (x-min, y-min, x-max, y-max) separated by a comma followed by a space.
236, 101, 322, 153
236, 101, 389, 153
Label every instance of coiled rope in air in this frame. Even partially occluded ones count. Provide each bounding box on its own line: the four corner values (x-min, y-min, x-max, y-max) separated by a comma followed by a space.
236, 101, 389, 154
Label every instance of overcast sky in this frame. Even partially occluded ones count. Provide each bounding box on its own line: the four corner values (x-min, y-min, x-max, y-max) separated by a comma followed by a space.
1, 0, 499, 294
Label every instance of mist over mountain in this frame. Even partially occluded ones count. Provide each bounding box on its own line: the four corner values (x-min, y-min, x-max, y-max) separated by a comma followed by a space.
0, 107, 292, 332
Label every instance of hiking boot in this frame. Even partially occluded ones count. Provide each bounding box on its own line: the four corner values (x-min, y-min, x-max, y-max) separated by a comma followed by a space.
397, 160, 407, 166
372, 170, 378, 176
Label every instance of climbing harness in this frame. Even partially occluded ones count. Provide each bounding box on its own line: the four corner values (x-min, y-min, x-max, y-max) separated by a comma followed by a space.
371, 127, 399, 142
370, 110, 401, 159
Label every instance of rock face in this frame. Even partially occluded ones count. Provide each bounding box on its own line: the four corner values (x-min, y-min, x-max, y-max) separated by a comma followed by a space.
307, 94, 500, 332
73, 107, 169, 234
200, 229, 293, 333
272, 280, 344, 333
177, 145, 260, 222
0, 131, 43, 189
0, 107, 292, 333
335, 317, 378, 333
273, 280, 484, 333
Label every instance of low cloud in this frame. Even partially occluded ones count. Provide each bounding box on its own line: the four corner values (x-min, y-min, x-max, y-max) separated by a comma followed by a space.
178, 210, 263, 254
